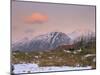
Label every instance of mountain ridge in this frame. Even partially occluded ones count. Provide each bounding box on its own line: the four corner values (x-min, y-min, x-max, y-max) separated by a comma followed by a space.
12, 32, 71, 51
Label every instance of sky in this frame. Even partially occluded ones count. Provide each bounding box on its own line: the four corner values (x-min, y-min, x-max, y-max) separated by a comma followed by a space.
12, 1, 96, 42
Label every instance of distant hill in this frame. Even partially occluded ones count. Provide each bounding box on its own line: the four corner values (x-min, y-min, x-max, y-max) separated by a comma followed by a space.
68, 29, 95, 40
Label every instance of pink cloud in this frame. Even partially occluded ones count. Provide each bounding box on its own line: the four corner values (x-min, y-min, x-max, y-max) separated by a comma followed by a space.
25, 12, 48, 24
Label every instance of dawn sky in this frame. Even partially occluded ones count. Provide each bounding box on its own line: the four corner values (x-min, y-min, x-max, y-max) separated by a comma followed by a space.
12, 1, 96, 42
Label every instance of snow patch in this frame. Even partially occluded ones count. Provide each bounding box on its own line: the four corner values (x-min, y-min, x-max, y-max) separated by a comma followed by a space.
13, 63, 92, 74
84, 54, 95, 58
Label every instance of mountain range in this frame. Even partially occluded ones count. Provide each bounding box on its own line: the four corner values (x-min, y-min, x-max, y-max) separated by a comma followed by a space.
12, 29, 95, 52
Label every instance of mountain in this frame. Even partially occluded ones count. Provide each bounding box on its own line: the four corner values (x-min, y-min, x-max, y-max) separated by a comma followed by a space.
68, 29, 95, 40
12, 32, 71, 51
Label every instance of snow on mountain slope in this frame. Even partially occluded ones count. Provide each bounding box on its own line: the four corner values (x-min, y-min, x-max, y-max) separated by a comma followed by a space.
12, 32, 71, 51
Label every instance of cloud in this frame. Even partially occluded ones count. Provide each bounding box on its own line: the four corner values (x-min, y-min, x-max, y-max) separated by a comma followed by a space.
25, 12, 48, 24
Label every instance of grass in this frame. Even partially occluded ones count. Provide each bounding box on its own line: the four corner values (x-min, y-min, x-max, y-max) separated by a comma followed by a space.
12, 47, 96, 69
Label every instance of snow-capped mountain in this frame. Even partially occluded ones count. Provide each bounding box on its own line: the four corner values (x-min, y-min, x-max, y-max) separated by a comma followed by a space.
68, 29, 95, 40
12, 32, 71, 51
